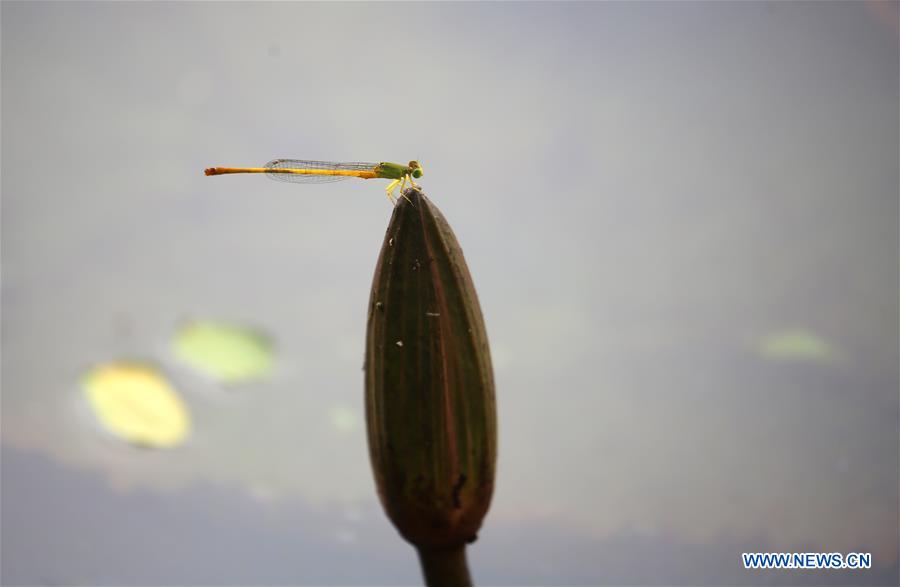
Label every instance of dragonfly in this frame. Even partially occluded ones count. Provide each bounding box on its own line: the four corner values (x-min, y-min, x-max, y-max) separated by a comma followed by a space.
204, 159, 423, 204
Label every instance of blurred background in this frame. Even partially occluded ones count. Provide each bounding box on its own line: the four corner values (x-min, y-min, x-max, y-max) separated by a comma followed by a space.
2, 1, 898, 585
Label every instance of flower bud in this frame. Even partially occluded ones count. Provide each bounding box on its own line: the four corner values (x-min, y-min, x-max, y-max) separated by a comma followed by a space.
365, 188, 497, 552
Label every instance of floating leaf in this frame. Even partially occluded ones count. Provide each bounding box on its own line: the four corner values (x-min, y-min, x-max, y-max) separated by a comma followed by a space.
82, 362, 190, 448
759, 329, 835, 362
173, 320, 274, 383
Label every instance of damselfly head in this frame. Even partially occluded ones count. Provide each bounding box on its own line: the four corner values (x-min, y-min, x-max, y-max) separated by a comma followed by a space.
409, 160, 424, 179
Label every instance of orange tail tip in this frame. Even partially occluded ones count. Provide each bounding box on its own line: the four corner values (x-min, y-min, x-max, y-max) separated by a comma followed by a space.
204, 167, 217, 176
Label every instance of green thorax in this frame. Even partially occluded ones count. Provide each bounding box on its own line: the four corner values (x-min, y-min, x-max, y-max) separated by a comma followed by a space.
375, 161, 423, 180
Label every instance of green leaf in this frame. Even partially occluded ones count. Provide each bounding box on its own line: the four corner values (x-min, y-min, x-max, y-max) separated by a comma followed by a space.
173, 320, 274, 383
759, 329, 835, 362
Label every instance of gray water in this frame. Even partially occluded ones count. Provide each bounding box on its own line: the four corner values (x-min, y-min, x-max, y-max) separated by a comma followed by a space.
2, 2, 898, 584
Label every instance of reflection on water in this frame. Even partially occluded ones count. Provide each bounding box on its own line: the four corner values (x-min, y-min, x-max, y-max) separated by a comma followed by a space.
2, 0, 898, 584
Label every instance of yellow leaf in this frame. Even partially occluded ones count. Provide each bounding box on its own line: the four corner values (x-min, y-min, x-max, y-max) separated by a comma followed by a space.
82, 362, 190, 448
